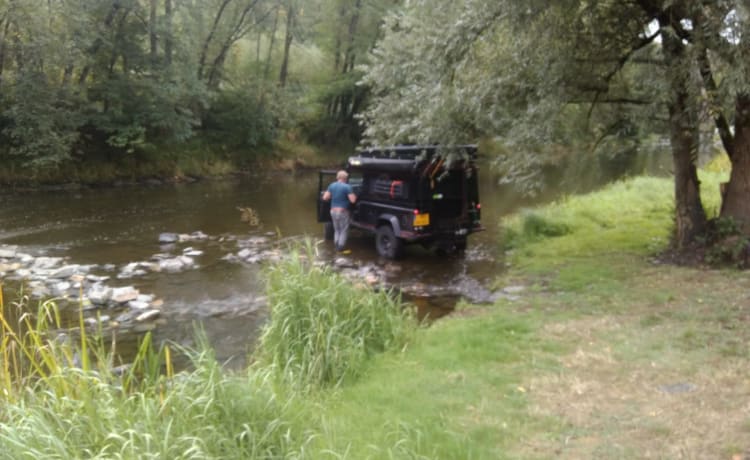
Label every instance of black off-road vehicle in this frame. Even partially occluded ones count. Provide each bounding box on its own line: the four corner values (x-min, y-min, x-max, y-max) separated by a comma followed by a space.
317, 145, 483, 258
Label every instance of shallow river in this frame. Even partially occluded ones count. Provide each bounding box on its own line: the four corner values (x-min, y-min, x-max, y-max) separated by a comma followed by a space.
0, 168, 519, 367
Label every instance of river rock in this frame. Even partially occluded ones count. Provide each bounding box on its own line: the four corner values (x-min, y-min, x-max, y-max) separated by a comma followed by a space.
135, 309, 160, 322
111, 286, 139, 304
51, 281, 72, 297
128, 300, 151, 310
0, 262, 20, 272
502, 285, 526, 294
190, 231, 209, 240
183, 247, 204, 257
118, 262, 149, 279
13, 268, 32, 279
32, 257, 64, 270
158, 256, 194, 272
158, 233, 179, 244
87, 285, 113, 305
50, 264, 87, 279
237, 248, 255, 260
86, 274, 110, 283
243, 236, 269, 246
334, 257, 357, 268
0, 245, 18, 258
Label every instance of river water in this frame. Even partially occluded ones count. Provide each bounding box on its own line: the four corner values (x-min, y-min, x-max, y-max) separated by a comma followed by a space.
0, 167, 519, 367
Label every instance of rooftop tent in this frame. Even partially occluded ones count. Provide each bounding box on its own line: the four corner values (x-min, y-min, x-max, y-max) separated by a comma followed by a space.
348, 145, 478, 172
353, 145, 478, 161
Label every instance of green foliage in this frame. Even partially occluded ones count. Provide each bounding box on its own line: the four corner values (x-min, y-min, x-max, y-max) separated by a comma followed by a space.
255, 240, 417, 390
1, 74, 83, 167
359, 0, 667, 196
704, 152, 732, 174
202, 84, 279, 151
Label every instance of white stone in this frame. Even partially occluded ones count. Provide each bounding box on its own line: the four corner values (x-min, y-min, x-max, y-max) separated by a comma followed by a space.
87, 285, 113, 305
135, 310, 160, 322
111, 286, 139, 303
0, 245, 18, 258
32, 257, 64, 270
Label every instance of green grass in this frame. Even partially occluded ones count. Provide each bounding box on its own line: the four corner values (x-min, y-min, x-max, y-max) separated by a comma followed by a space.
3, 172, 749, 459
309, 312, 563, 459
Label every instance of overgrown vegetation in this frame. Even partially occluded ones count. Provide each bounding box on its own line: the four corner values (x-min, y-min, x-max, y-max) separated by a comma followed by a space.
255, 241, 417, 390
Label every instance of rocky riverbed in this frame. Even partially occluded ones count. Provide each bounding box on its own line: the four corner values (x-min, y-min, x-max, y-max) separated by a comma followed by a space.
1, 230, 511, 338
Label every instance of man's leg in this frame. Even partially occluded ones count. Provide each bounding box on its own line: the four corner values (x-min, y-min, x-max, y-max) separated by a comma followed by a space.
338, 213, 350, 250
331, 211, 345, 251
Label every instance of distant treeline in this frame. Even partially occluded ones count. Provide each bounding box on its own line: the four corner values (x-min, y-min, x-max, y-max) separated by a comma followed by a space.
0, 0, 391, 172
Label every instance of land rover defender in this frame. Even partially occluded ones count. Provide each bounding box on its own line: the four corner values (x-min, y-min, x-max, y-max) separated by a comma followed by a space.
317, 145, 483, 258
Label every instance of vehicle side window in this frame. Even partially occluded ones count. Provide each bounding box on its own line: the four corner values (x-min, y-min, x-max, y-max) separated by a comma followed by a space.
369, 174, 409, 200
349, 173, 363, 195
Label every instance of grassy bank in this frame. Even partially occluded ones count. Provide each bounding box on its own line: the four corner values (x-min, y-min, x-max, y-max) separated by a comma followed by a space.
3, 172, 749, 458
304, 172, 750, 458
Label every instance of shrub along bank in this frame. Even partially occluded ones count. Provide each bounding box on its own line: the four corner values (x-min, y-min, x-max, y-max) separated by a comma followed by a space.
3, 173, 750, 459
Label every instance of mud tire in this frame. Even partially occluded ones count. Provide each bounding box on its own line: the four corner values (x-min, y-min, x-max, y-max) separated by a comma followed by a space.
375, 225, 403, 259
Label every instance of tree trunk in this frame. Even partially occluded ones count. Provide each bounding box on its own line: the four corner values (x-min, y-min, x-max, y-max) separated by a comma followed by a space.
164, 0, 173, 66
278, 2, 294, 87
0, 18, 9, 84
720, 94, 750, 232
207, 0, 259, 88
78, 0, 122, 85
149, 0, 158, 67
263, 6, 279, 79
198, 0, 232, 81
661, 26, 707, 248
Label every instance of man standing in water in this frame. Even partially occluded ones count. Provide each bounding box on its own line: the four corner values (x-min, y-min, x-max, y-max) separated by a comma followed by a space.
322, 170, 357, 252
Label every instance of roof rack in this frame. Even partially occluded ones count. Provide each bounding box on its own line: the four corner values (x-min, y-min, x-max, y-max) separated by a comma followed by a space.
355, 144, 478, 161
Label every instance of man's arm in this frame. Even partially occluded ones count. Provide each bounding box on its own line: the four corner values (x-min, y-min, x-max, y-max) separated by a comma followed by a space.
348, 192, 356, 204
322, 190, 331, 201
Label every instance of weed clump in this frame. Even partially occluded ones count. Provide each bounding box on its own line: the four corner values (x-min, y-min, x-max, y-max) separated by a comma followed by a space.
256, 240, 417, 390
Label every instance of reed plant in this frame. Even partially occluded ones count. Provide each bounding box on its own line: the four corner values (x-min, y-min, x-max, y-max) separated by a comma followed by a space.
0, 287, 311, 459
256, 240, 418, 391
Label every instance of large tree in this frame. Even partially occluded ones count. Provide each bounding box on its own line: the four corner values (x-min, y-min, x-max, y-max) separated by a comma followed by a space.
360, 0, 750, 249
692, 2, 750, 233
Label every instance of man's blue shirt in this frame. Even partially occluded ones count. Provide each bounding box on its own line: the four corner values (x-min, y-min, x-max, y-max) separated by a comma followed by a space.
328, 181, 353, 209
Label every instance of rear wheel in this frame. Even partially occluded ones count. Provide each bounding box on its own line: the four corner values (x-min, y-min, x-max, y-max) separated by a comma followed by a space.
324, 222, 334, 240
455, 237, 467, 251
375, 225, 403, 259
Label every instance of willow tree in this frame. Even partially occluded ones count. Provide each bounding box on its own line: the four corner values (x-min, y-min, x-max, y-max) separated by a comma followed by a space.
692, 2, 750, 233
360, 0, 723, 249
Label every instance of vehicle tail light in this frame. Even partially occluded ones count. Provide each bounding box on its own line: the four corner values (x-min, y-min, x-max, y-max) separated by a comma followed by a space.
413, 209, 419, 215
476, 203, 481, 209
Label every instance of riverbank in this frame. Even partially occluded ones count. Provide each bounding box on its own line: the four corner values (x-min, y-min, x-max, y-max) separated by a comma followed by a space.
0, 137, 350, 190
3, 172, 748, 459
305, 173, 750, 459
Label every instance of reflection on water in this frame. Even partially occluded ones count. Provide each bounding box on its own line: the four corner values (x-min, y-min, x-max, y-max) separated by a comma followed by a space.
0, 167, 517, 367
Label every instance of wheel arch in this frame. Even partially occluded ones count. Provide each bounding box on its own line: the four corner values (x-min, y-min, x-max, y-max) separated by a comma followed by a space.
376, 213, 401, 234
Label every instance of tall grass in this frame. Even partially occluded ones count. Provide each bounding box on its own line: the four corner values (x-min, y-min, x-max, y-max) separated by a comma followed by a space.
255, 240, 418, 391
0, 241, 421, 458
0, 287, 311, 459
